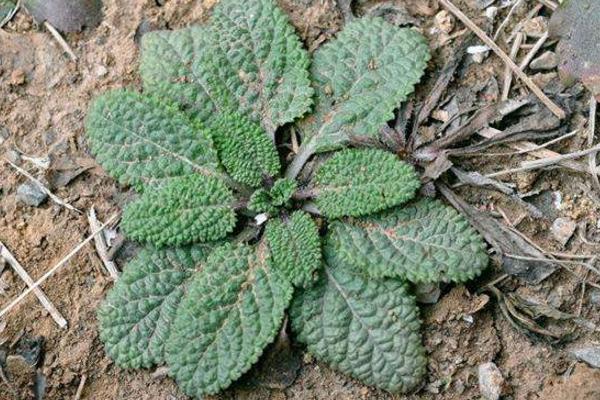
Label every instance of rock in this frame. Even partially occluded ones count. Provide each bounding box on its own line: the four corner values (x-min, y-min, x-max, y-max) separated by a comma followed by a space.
571, 346, 600, 368
6, 149, 21, 165
589, 288, 600, 306
530, 51, 559, 71
551, 217, 576, 246
0, 125, 8, 145
95, 65, 108, 77
9, 69, 26, 86
415, 282, 441, 304
478, 362, 504, 400
16, 182, 48, 207
5, 354, 36, 389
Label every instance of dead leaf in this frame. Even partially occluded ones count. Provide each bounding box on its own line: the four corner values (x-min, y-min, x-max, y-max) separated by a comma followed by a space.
23, 0, 102, 32
550, 0, 600, 100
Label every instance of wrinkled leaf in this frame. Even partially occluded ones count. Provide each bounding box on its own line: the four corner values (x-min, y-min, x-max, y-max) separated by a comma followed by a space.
0, 0, 17, 26
550, 0, 600, 99
24, 0, 102, 32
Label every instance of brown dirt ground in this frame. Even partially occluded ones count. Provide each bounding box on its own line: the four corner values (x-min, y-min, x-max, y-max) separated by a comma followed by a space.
1, 0, 600, 399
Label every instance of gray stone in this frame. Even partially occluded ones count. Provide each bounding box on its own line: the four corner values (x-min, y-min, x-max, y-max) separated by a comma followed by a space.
530, 51, 559, 71
16, 182, 47, 207
478, 362, 504, 400
571, 346, 600, 368
551, 217, 576, 246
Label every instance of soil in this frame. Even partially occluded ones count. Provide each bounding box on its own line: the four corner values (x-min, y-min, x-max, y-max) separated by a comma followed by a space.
1, 0, 600, 399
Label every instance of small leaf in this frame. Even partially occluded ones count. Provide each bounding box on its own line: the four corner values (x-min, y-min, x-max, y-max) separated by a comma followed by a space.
165, 243, 293, 398
98, 244, 214, 369
327, 198, 489, 283
23, 0, 102, 32
550, 0, 600, 100
265, 211, 322, 287
290, 249, 426, 393
211, 113, 281, 187
140, 0, 313, 134
121, 175, 237, 247
269, 178, 297, 207
311, 148, 420, 219
296, 17, 430, 153
86, 90, 220, 191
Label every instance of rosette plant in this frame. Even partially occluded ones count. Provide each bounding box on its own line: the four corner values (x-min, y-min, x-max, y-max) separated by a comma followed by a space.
87, 0, 489, 398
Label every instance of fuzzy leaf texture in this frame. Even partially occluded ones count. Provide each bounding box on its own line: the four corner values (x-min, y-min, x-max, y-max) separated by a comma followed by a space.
211, 113, 281, 187
98, 245, 214, 369
248, 178, 297, 214
327, 198, 489, 283
290, 247, 426, 393
139, 0, 313, 133
265, 211, 322, 287
165, 243, 292, 398
311, 148, 420, 218
296, 18, 430, 153
121, 175, 237, 247
86, 90, 220, 191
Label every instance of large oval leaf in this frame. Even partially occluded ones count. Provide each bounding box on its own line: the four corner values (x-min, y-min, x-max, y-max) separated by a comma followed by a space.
86, 90, 220, 191
165, 243, 292, 397
265, 211, 322, 287
121, 175, 237, 247
290, 249, 426, 393
310, 148, 420, 219
139, 0, 313, 134
98, 244, 214, 369
327, 198, 489, 283
296, 17, 430, 154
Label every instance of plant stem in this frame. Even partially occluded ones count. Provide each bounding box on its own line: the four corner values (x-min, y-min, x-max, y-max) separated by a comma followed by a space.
285, 141, 316, 180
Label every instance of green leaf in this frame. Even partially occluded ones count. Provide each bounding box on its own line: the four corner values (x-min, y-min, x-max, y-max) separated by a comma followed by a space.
310, 148, 420, 218
140, 0, 313, 134
296, 18, 430, 154
327, 198, 489, 283
165, 243, 293, 397
98, 244, 214, 369
85, 90, 220, 191
211, 113, 281, 187
290, 249, 426, 393
121, 175, 237, 247
265, 211, 322, 287
269, 178, 297, 207
139, 26, 236, 123
0, 0, 16, 25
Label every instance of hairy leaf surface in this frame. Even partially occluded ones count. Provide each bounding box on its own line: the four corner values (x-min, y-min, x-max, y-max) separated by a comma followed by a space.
98, 244, 214, 369
265, 211, 321, 287
86, 90, 220, 190
122, 175, 236, 247
290, 248, 426, 393
166, 243, 292, 397
296, 18, 429, 153
327, 199, 489, 283
211, 113, 281, 187
311, 148, 420, 218
140, 0, 313, 133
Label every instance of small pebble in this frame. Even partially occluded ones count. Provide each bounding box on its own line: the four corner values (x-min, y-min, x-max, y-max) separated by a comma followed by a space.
571, 347, 600, 368
530, 51, 559, 71
551, 217, 576, 247
16, 182, 48, 207
478, 362, 504, 400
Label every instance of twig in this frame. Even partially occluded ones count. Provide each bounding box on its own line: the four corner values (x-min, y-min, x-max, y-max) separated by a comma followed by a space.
502, 32, 524, 101
518, 31, 549, 71
587, 97, 600, 196
476, 129, 578, 157
43, 21, 77, 61
0, 0, 20, 29
486, 142, 600, 178
477, 128, 591, 175
494, 0, 523, 41
438, 0, 566, 120
73, 374, 86, 400
537, 0, 558, 11
0, 213, 120, 320
87, 208, 119, 280
5, 159, 82, 214
0, 241, 67, 328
